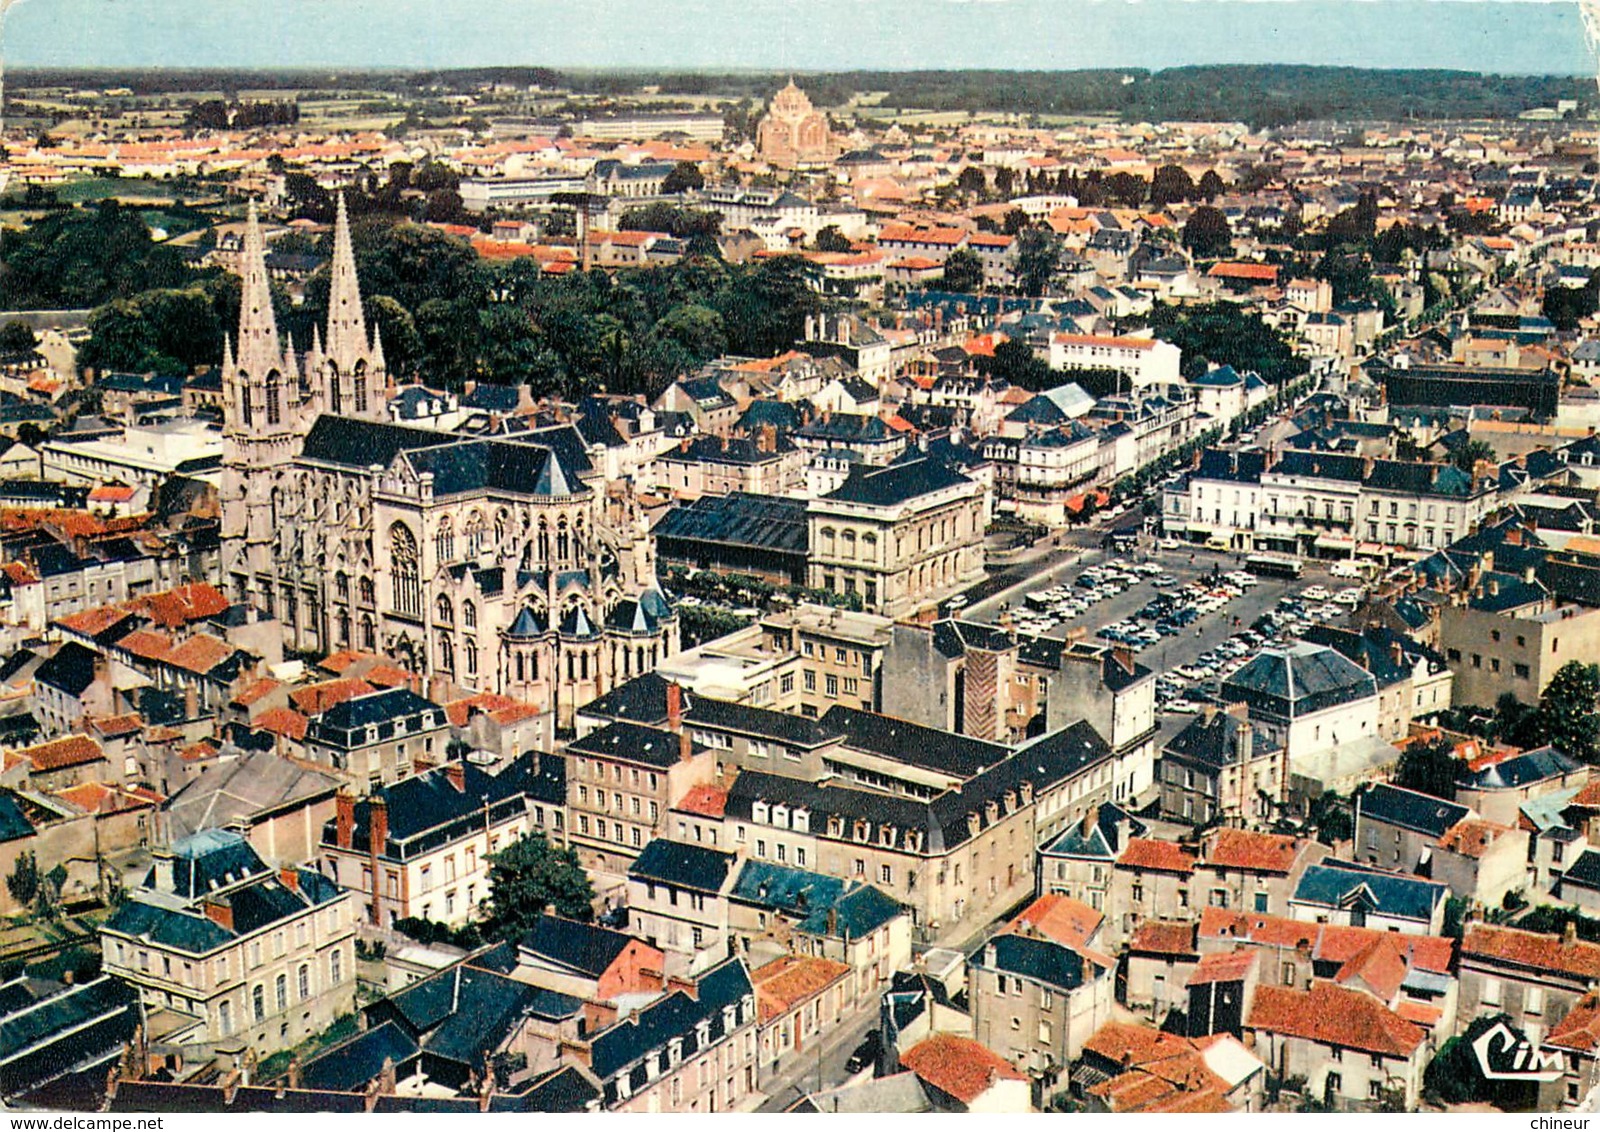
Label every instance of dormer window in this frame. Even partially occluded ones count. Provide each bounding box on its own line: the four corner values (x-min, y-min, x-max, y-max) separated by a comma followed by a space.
752, 802, 770, 825
793, 808, 810, 833
772, 805, 789, 828
853, 819, 870, 842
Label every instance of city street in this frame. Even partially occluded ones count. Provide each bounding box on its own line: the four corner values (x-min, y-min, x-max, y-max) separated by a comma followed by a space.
753, 1008, 880, 1111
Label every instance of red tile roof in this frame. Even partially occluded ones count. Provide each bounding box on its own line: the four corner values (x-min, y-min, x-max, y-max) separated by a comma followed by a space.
1129, 920, 1198, 956
290, 678, 375, 717
675, 783, 729, 819
1463, 923, 1600, 981
1186, 949, 1256, 987
16, 735, 104, 772
901, 1034, 1026, 1104
1118, 837, 1196, 874
1197, 907, 1456, 975
1437, 818, 1515, 859
1203, 828, 1303, 875
1006, 893, 1103, 950
1208, 262, 1280, 283
1548, 990, 1600, 1052
750, 955, 851, 1022
254, 707, 309, 742
1052, 333, 1157, 351
1246, 982, 1425, 1057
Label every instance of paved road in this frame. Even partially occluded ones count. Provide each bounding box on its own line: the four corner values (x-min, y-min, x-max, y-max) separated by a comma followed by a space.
754, 1007, 880, 1111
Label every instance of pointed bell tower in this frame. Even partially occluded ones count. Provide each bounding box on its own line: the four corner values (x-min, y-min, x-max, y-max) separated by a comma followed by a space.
221, 199, 309, 609
321, 192, 387, 420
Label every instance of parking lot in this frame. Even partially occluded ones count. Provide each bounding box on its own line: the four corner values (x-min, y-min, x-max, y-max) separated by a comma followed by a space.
967, 541, 1367, 737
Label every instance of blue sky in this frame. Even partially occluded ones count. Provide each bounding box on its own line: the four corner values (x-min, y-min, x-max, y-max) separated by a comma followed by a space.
4, 0, 1594, 75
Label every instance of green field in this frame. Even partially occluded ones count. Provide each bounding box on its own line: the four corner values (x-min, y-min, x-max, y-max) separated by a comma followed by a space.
53, 176, 185, 204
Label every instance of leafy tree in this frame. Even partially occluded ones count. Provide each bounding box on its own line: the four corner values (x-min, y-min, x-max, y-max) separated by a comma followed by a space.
941, 249, 985, 293
956, 166, 988, 197
1182, 206, 1232, 258
0, 321, 37, 355
813, 225, 853, 254
1305, 790, 1352, 847
78, 286, 227, 376
6, 851, 39, 906
1451, 439, 1496, 473
1424, 1014, 1539, 1110
1393, 736, 1460, 799
1197, 169, 1226, 202
976, 338, 1054, 392
486, 832, 595, 941
618, 204, 722, 240
1150, 164, 1196, 207
1015, 227, 1062, 296
1104, 171, 1149, 208
1544, 271, 1600, 332
661, 161, 705, 194
1521, 661, 1600, 763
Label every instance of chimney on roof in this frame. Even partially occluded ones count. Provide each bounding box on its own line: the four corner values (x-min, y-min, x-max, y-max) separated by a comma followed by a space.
369, 795, 389, 854
202, 896, 233, 933
446, 758, 466, 793
287, 1057, 302, 1091
184, 683, 198, 721
667, 681, 683, 731
666, 973, 698, 1000
279, 866, 299, 893
335, 791, 354, 849
1566, 920, 1579, 947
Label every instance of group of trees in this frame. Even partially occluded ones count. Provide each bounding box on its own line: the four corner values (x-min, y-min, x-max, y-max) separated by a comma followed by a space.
1431, 662, 1600, 767
183, 99, 300, 132
64, 207, 828, 400
1146, 302, 1309, 386
0, 199, 192, 310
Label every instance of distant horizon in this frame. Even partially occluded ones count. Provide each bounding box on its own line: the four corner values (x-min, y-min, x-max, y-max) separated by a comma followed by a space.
3, 0, 1597, 77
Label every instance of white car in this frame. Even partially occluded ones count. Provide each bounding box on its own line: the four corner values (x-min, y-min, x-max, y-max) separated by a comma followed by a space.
1301, 585, 1331, 602
1158, 538, 1182, 550
1329, 561, 1365, 579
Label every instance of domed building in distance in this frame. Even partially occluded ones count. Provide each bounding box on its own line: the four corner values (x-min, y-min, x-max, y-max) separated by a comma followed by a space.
757, 79, 839, 168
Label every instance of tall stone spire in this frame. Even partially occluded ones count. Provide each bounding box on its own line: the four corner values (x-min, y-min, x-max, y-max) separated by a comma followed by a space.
237, 199, 281, 376
325, 192, 367, 367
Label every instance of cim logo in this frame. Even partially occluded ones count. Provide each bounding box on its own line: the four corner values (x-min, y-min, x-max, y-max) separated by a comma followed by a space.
1472, 1021, 1565, 1083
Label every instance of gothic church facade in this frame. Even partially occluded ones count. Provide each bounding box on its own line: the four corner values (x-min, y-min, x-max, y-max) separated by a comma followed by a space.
221, 198, 678, 727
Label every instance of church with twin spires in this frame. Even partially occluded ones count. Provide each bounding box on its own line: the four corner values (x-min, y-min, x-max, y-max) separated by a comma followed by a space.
220, 197, 678, 730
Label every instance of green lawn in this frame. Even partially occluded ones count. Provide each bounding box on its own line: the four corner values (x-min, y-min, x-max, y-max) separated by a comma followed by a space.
54, 177, 183, 204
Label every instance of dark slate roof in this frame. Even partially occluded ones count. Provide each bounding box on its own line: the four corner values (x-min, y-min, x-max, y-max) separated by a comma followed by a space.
1357, 783, 1468, 838
978, 932, 1092, 992
324, 756, 538, 859
1194, 448, 1268, 484
1560, 848, 1600, 894
35, 641, 98, 697
493, 1065, 601, 1112
565, 721, 703, 769
403, 439, 577, 499
652, 492, 808, 555
1163, 710, 1279, 771
146, 827, 271, 899
519, 915, 640, 979
804, 883, 902, 940
1291, 862, 1444, 922
1041, 803, 1145, 861
661, 434, 794, 466
588, 958, 753, 1083
297, 1021, 420, 1092
370, 964, 547, 1074
629, 838, 736, 893
0, 975, 135, 1069
822, 704, 1010, 779
306, 688, 445, 748
0, 790, 35, 843
1459, 746, 1580, 791
728, 719, 1113, 855
687, 693, 843, 748
299, 415, 456, 469
1271, 449, 1364, 482
1222, 643, 1377, 720
822, 457, 969, 507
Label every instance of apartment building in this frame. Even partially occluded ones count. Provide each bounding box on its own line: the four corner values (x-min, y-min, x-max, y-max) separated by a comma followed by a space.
101, 829, 357, 1057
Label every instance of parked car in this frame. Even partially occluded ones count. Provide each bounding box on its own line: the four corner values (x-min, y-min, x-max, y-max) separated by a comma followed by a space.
846, 1031, 883, 1074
